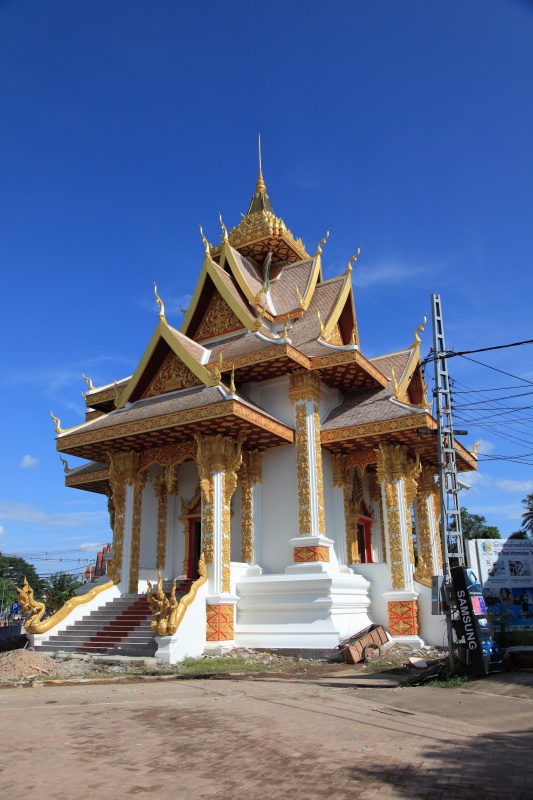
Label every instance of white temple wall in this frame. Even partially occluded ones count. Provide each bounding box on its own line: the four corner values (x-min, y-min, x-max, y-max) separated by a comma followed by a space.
322, 450, 340, 569
230, 485, 242, 562
174, 459, 198, 577
243, 376, 293, 427
351, 562, 392, 630
139, 468, 159, 573
415, 581, 447, 647
260, 444, 298, 572
318, 382, 342, 422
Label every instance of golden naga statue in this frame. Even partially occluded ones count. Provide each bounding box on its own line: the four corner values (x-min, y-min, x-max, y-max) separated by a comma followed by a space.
16, 578, 47, 631
146, 553, 207, 637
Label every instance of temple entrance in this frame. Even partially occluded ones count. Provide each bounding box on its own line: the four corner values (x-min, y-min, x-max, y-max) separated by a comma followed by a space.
187, 517, 202, 580
357, 519, 373, 564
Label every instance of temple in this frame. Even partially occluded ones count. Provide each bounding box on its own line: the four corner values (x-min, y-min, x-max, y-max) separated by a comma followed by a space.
26, 160, 477, 660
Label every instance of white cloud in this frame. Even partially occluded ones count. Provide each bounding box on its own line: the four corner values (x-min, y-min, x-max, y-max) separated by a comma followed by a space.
476, 439, 494, 455
19, 455, 40, 469
0, 525, 5, 538
0, 500, 108, 528
496, 479, 533, 494
352, 261, 424, 289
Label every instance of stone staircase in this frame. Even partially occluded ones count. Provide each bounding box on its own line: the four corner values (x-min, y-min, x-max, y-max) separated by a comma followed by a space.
36, 579, 192, 657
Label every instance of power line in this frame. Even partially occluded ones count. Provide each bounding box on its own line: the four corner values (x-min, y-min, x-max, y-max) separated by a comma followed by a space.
446, 339, 533, 358
459, 355, 533, 387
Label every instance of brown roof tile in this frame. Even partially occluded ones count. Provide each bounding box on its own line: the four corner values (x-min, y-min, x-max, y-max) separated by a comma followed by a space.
167, 325, 207, 363
60, 383, 288, 437
268, 259, 315, 316
290, 277, 344, 350
211, 263, 256, 320
229, 247, 263, 297
207, 332, 283, 363
369, 350, 411, 381
322, 386, 423, 430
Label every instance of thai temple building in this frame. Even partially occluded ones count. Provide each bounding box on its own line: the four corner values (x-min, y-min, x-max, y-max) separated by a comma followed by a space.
22, 162, 476, 661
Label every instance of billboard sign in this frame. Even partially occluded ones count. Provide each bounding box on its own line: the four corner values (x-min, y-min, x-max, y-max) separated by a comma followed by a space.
466, 539, 533, 630
451, 566, 495, 675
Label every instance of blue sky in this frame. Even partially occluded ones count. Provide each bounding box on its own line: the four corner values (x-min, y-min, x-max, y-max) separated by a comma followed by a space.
1, 0, 532, 577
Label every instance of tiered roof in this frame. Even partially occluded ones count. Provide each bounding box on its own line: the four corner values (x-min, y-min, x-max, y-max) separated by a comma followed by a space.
59, 166, 476, 492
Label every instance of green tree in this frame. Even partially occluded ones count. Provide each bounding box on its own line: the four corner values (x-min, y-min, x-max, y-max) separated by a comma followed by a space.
0, 552, 46, 610
459, 508, 500, 540
44, 572, 82, 613
521, 492, 533, 534
508, 530, 531, 540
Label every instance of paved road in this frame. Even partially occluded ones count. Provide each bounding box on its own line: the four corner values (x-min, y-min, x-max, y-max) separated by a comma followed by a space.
1, 674, 531, 799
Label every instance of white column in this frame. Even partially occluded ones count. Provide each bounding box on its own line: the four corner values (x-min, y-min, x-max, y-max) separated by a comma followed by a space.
121, 484, 135, 593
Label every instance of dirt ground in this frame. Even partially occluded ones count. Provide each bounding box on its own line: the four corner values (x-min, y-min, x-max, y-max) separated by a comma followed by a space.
1, 667, 532, 800
0, 643, 444, 683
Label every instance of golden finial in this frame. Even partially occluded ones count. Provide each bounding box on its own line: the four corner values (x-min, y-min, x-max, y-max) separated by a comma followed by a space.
255, 133, 267, 194
317, 310, 327, 338
113, 380, 122, 408
81, 390, 86, 400
471, 439, 482, 458
254, 288, 263, 306
346, 247, 361, 273
391, 367, 401, 400
229, 365, 236, 396
50, 412, 63, 434
218, 351, 223, 366
219, 213, 228, 241
199, 225, 211, 255
253, 304, 266, 331
413, 315, 427, 347
154, 283, 166, 321
82, 374, 95, 391
59, 455, 72, 474
295, 285, 304, 309
282, 319, 289, 339
314, 229, 330, 257
350, 328, 356, 346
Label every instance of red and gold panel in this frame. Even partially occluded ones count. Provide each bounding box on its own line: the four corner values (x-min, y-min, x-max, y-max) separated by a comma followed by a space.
387, 600, 419, 637
293, 545, 330, 563
142, 352, 201, 398
206, 604, 235, 641
196, 293, 244, 341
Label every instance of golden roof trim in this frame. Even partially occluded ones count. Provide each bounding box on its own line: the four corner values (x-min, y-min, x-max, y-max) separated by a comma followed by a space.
118, 320, 215, 408
57, 398, 294, 453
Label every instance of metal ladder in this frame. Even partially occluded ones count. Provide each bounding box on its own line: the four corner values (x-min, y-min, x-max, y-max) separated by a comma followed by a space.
431, 293, 465, 577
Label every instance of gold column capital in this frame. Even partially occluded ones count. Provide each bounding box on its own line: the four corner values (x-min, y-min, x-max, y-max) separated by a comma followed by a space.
194, 432, 245, 477
108, 450, 139, 487
331, 453, 347, 487
288, 370, 321, 404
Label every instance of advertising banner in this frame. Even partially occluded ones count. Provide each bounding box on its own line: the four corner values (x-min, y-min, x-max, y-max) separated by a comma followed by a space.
466, 539, 533, 630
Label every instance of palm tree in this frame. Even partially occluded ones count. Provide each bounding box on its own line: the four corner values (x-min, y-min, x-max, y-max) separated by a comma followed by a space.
522, 492, 533, 534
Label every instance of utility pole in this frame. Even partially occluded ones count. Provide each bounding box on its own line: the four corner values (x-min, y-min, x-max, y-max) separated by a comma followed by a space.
431, 294, 465, 661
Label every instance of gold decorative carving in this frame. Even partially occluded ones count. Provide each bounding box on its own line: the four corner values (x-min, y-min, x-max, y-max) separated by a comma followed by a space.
313, 402, 326, 535
375, 443, 409, 590
142, 352, 201, 398
314, 229, 330, 257
50, 412, 63, 434
293, 546, 330, 563
295, 403, 311, 535
317, 310, 327, 339
227, 209, 309, 262
107, 451, 138, 583
154, 282, 166, 321
289, 370, 321, 404
328, 323, 343, 346
195, 433, 244, 584
414, 465, 443, 580
413, 315, 427, 348
403, 453, 421, 568
196, 292, 243, 341
388, 600, 419, 637
346, 248, 361, 273
146, 554, 207, 637
239, 450, 262, 563
240, 478, 253, 563
153, 474, 168, 570
17, 577, 114, 635
138, 442, 196, 472
331, 454, 347, 488
82, 374, 95, 391
368, 471, 386, 560
129, 469, 148, 593
206, 603, 234, 641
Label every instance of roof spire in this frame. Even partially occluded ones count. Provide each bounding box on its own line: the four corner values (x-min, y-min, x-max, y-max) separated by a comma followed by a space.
247, 135, 272, 214
255, 134, 267, 194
